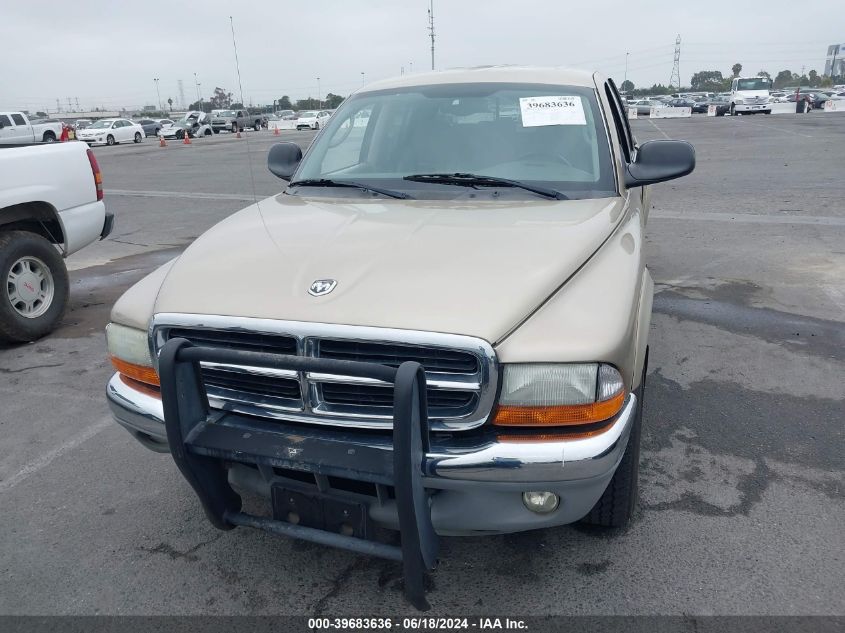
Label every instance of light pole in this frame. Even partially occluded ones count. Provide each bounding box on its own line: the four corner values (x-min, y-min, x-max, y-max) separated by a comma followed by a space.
317, 77, 321, 109
361, 72, 365, 86
623, 52, 629, 88
193, 73, 201, 111
153, 78, 162, 111
410, 62, 414, 73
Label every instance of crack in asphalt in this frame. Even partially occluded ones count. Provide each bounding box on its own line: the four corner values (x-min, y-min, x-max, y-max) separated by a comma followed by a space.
311, 558, 369, 616
0, 363, 63, 374
140, 533, 224, 562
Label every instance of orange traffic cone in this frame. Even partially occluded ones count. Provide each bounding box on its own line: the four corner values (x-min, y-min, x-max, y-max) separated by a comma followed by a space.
273, 125, 280, 136
159, 135, 167, 147
182, 131, 191, 145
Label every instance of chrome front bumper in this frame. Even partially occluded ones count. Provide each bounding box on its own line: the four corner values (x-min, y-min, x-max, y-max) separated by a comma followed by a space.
107, 372, 636, 487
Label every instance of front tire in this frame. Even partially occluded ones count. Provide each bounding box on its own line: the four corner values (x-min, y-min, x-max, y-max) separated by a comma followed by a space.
581, 349, 647, 528
42, 132, 56, 143
106, 134, 115, 146
0, 231, 70, 343
254, 121, 261, 131
134, 132, 142, 143
729, 104, 736, 116
232, 122, 238, 133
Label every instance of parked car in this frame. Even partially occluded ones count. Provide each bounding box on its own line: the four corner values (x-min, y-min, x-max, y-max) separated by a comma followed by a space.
157, 118, 174, 127
728, 76, 772, 115
75, 119, 93, 130
134, 118, 163, 137
210, 109, 263, 133
666, 98, 696, 111
105, 66, 696, 609
630, 99, 664, 116
159, 112, 213, 139
0, 112, 64, 144
275, 110, 296, 120
295, 110, 332, 130
0, 141, 112, 341
76, 118, 145, 146
706, 95, 730, 116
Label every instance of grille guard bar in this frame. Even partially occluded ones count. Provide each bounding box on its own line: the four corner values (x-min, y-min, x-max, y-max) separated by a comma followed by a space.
158, 337, 439, 610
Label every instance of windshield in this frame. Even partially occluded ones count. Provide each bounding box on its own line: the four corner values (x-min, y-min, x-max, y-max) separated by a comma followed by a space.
89, 120, 113, 129
216, 110, 236, 117
736, 78, 772, 91
298, 111, 318, 118
294, 82, 615, 199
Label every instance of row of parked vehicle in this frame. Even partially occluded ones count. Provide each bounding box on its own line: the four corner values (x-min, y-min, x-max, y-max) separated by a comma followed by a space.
625, 82, 845, 117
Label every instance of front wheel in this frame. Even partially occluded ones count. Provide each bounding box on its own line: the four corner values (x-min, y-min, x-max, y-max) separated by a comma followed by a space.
0, 231, 70, 343
204, 129, 212, 137
254, 121, 261, 131
42, 132, 56, 143
213, 128, 220, 134
729, 104, 736, 116
134, 132, 142, 143
314, 122, 320, 130
581, 349, 647, 528
106, 134, 115, 146
231, 122, 238, 133
763, 110, 771, 115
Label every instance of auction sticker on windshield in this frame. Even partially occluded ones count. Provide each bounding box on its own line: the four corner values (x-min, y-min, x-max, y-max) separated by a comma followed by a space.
519, 96, 587, 127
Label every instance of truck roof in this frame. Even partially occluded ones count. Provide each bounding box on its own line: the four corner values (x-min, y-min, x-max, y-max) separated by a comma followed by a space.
360, 66, 598, 93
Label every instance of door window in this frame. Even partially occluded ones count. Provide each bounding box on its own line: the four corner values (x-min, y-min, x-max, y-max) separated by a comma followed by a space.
0, 115, 11, 127
11, 114, 26, 125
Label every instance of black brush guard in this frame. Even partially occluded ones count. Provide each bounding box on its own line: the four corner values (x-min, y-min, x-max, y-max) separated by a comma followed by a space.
158, 337, 439, 610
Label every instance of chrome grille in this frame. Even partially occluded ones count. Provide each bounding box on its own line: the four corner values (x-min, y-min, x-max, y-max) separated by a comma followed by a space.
152, 315, 497, 431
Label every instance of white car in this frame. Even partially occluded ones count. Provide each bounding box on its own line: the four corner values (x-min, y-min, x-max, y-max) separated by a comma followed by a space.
295, 110, 332, 130
77, 119, 145, 146
159, 112, 213, 139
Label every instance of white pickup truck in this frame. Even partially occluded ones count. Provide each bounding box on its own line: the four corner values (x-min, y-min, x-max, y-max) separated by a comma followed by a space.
0, 141, 113, 341
0, 112, 64, 144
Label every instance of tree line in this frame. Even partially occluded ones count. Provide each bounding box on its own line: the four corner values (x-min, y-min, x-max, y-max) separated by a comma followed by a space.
175, 87, 347, 113
620, 63, 842, 96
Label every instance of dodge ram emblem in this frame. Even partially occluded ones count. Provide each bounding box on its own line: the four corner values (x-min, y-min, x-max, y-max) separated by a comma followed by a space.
308, 279, 337, 296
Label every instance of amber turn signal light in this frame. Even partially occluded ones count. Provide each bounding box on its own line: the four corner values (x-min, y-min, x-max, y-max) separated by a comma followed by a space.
493, 390, 625, 427
110, 356, 160, 387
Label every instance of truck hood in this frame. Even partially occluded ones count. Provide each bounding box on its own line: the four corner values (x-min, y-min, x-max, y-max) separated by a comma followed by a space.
153, 193, 625, 343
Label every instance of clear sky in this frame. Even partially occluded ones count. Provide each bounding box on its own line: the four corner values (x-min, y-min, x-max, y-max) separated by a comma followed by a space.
1, 0, 840, 112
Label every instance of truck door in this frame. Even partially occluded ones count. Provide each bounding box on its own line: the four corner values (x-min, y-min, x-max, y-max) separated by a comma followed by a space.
7, 113, 31, 143
0, 114, 14, 144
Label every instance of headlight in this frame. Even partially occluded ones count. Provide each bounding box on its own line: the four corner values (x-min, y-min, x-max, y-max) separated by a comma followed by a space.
493, 363, 625, 427
734, 98, 744, 104
106, 322, 159, 386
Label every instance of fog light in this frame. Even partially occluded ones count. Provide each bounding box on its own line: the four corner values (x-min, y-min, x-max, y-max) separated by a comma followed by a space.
522, 491, 559, 514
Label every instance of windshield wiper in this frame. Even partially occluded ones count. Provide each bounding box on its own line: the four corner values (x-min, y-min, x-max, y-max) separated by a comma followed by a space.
403, 173, 567, 200
288, 178, 411, 200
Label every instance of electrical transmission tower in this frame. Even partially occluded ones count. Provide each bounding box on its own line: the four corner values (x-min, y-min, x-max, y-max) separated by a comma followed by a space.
669, 35, 681, 90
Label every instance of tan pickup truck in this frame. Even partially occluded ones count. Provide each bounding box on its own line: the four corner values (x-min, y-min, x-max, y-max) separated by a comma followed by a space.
105, 67, 694, 607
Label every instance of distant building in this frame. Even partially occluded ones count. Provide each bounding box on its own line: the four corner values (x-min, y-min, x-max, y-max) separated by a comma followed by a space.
824, 43, 845, 77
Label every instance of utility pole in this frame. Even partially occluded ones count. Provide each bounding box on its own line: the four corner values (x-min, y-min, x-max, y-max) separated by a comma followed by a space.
361, 71, 365, 86
75, 97, 80, 110
410, 61, 414, 73
193, 73, 201, 110
428, 0, 435, 71
624, 52, 629, 87
317, 77, 321, 108
669, 35, 681, 91
154, 78, 162, 111
56, 98, 61, 113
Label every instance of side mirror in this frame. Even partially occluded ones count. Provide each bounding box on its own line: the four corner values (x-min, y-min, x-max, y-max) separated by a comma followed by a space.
625, 139, 695, 188
268, 142, 303, 180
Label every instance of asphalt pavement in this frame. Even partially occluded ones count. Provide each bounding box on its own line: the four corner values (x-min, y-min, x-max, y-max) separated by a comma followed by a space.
0, 115, 842, 616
